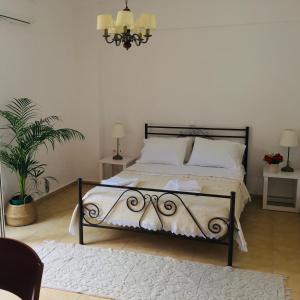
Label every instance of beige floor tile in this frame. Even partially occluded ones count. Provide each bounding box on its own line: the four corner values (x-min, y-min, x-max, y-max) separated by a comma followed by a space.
77, 294, 111, 300
40, 288, 80, 300
291, 292, 300, 300
285, 273, 300, 293
273, 249, 300, 274
273, 232, 300, 253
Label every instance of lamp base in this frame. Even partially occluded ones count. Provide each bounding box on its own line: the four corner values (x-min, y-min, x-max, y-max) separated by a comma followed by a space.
281, 165, 294, 172
113, 154, 123, 160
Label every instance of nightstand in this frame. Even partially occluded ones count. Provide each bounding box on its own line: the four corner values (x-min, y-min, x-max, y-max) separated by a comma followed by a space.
263, 167, 300, 212
99, 156, 136, 180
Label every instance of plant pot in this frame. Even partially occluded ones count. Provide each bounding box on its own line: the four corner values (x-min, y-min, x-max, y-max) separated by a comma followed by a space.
266, 164, 280, 173
6, 201, 37, 226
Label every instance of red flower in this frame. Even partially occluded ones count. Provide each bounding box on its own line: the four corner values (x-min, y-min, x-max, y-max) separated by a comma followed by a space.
264, 155, 272, 164
263, 153, 283, 164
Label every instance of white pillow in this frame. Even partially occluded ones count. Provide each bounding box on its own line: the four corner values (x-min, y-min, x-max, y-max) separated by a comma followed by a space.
187, 137, 246, 169
137, 137, 191, 166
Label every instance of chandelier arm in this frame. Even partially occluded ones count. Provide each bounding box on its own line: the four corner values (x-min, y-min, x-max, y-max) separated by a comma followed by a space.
116, 33, 124, 46
116, 33, 124, 40
132, 34, 143, 46
133, 39, 142, 47
140, 35, 151, 44
103, 35, 116, 44
140, 28, 152, 44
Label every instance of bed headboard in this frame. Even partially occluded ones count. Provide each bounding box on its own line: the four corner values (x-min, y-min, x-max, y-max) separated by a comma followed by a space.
145, 124, 250, 182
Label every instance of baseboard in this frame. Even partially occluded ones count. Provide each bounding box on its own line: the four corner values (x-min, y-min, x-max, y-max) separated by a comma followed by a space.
36, 178, 100, 202
36, 180, 76, 202
250, 194, 262, 201
82, 179, 99, 185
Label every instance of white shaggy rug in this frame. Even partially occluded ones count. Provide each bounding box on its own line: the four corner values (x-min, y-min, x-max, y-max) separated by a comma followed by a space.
35, 241, 286, 300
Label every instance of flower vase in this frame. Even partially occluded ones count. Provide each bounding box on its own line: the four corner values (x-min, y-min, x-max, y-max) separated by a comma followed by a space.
266, 164, 280, 173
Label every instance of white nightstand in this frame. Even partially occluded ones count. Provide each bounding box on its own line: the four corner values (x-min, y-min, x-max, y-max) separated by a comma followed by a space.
99, 156, 136, 180
263, 167, 300, 212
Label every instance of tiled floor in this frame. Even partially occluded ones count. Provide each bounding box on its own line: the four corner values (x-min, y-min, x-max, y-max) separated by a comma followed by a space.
2, 185, 300, 299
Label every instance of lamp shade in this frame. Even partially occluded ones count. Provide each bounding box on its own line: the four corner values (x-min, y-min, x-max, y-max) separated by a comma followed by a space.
134, 17, 146, 35
115, 10, 134, 29
134, 17, 143, 30
97, 14, 114, 30
139, 13, 157, 29
108, 25, 123, 35
280, 129, 298, 147
112, 123, 125, 138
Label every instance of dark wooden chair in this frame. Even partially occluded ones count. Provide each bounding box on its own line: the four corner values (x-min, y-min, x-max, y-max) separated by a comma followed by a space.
0, 238, 44, 300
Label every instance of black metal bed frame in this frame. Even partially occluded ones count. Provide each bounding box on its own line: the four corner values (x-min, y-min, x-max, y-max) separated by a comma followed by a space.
78, 124, 250, 266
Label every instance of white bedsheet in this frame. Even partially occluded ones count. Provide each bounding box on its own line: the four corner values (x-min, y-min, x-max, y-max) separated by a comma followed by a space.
69, 163, 250, 251
127, 163, 245, 180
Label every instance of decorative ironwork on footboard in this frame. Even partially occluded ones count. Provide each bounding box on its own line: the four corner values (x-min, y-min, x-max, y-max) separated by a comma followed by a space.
77, 178, 236, 266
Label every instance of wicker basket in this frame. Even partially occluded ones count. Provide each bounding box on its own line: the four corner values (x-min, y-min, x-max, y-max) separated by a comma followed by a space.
6, 201, 37, 226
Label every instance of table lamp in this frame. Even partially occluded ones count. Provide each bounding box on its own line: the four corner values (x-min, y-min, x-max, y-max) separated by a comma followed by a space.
280, 129, 298, 172
112, 123, 125, 160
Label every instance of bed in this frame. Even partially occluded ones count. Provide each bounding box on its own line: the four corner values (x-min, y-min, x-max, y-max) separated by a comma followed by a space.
70, 124, 250, 266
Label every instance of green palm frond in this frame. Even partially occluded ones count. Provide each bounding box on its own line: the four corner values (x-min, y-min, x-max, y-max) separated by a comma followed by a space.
51, 128, 85, 143
19, 121, 84, 152
0, 98, 36, 130
6, 98, 37, 121
39, 115, 61, 125
0, 98, 85, 201
0, 111, 22, 133
0, 148, 19, 172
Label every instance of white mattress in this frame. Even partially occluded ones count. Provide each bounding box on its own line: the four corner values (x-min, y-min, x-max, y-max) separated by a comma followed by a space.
69, 163, 250, 251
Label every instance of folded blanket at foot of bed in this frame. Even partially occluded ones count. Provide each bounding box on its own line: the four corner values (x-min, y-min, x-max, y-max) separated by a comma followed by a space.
164, 179, 201, 192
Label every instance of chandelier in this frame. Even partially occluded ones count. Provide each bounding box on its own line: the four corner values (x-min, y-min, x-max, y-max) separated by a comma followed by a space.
97, 0, 156, 50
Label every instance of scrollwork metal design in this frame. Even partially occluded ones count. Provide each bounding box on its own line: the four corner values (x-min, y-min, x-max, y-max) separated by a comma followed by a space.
126, 194, 146, 212
208, 217, 229, 235
83, 203, 103, 225
157, 193, 177, 216
82, 188, 232, 240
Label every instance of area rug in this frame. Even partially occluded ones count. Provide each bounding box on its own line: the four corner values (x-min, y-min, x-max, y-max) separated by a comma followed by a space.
35, 241, 286, 300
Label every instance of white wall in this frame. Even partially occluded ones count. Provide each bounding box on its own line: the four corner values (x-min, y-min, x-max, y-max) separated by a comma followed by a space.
1, 0, 299, 197
95, 0, 300, 194
0, 0, 100, 201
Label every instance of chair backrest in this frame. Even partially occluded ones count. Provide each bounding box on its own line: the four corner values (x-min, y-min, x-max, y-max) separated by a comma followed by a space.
0, 238, 43, 300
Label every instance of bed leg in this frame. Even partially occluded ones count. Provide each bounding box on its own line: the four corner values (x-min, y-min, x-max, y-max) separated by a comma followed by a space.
227, 192, 236, 267
78, 178, 84, 245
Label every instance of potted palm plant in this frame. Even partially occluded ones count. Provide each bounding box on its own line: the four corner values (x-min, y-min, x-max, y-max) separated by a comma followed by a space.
0, 98, 85, 226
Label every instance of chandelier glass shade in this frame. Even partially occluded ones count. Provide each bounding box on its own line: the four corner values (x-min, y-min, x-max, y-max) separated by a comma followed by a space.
97, 0, 156, 50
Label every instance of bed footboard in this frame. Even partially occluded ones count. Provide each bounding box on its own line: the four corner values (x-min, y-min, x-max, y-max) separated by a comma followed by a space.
77, 178, 236, 266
